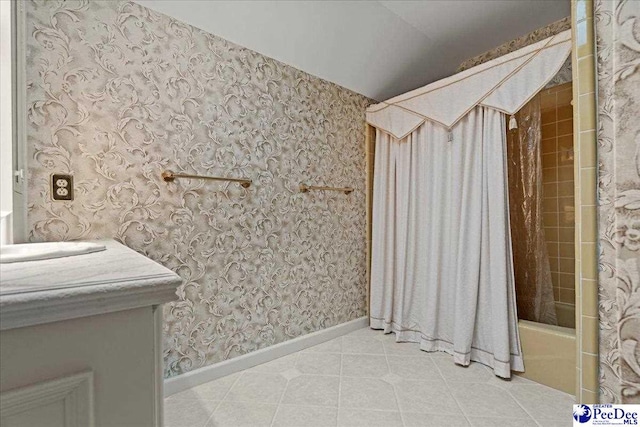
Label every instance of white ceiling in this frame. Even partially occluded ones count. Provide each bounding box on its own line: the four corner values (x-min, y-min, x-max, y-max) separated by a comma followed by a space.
135, 1, 570, 101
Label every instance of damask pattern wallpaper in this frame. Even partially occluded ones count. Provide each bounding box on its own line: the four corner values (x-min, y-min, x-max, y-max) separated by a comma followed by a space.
25, 0, 371, 377
595, 0, 640, 404
457, 17, 573, 88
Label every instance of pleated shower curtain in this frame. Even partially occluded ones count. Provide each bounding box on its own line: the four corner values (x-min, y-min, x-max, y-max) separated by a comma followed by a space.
370, 106, 524, 378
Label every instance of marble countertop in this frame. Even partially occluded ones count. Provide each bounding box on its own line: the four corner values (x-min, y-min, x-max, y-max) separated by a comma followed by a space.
0, 240, 182, 330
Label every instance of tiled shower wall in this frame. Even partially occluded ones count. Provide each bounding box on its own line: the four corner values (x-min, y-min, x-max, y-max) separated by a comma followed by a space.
24, 0, 371, 378
540, 83, 575, 307
572, 0, 599, 404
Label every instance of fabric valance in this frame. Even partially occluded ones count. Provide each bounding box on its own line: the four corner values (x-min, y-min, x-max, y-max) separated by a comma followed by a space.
366, 30, 571, 140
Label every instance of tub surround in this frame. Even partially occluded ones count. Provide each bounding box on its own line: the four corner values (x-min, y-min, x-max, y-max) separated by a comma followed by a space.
556, 301, 577, 329
517, 319, 576, 394
540, 82, 576, 309
0, 239, 181, 330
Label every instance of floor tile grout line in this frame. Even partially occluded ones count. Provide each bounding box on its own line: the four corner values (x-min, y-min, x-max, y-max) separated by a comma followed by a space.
200, 371, 244, 427
504, 386, 542, 425
382, 334, 406, 427
336, 338, 344, 427
429, 351, 472, 424
506, 384, 572, 426
167, 327, 574, 426
269, 373, 291, 427
268, 351, 303, 427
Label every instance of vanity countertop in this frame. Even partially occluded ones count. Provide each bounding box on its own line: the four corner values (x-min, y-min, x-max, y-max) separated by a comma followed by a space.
0, 239, 182, 330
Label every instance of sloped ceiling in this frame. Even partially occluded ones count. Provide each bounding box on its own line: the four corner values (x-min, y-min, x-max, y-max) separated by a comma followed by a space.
135, 1, 570, 101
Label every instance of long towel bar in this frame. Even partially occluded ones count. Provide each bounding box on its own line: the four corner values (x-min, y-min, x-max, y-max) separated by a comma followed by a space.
162, 170, 252, 188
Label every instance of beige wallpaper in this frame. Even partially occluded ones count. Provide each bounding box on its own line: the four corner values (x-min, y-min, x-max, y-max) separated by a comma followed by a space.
457, 17, 572, 88
25, 0, 371, 377
595, 0, 640, 404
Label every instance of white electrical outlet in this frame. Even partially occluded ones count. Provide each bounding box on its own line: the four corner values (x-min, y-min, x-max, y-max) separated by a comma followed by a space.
51, 174, 73, 201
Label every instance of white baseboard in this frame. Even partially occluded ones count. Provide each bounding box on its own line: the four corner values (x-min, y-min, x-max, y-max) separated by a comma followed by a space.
164, 316, 369, 397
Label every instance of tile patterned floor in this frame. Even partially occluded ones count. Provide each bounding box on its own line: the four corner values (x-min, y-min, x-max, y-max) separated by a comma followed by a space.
165, 327, 575, 427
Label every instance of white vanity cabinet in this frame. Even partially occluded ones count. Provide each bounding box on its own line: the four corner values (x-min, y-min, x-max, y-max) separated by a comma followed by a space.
0, 240, 182, 427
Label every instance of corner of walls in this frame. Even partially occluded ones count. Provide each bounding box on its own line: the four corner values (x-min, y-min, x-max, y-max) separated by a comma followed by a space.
594, 0, 640, 404
24, 0, 371, 379
571, 0, 600, 405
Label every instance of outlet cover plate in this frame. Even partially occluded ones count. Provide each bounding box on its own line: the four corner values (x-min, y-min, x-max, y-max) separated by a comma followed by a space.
51, 174, 73, 201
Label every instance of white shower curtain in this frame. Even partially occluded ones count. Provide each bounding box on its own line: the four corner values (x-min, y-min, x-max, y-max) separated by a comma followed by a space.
370, 106, 524, 378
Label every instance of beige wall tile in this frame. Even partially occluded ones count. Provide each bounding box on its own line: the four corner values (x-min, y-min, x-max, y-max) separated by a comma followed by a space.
558, 105, 573, 120
558, 166, 574, 181
542, 123, 557, 139
559, 209, 575, 227
553, 273, 561, 289
582, 353, 598, 391
582, 316, 598, 354
559, 257, 576, 273
539, 82, 578, 306
558, 135, 573, 151
581, 280, 598, 317
559, 196, 575, 213
581, 389, 598, 405
558, 181, 574, 197
560, 243, 575, 258
559, 272, 575, 289
542, 108, 557, 122
541, 92, 557, 110
579, 93, 597, 131
578, 56, 595, 96
558, 150, 574, 166
580, 168, 597, 205
542, 138, 558, 153
579, 130, 596, 167
544, 183, 558, 198
581, 243, 598, 280
543, 153, 558, 167
543, 167, 558, 183
544, 212, 559, 227
558, 119, 574, 136
557, 87, 573, 105
559, 227, 575, 242
546, 227, 559, 242
544, 198, 559, 213
581, 207, 597, 242
560, 288, 576, 303
573, 0, 599, 404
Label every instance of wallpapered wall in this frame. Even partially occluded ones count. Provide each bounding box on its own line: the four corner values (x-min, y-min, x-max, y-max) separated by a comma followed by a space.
25, 0, 371, 377
595, 0, 640, 404
457, 17, 573, 89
